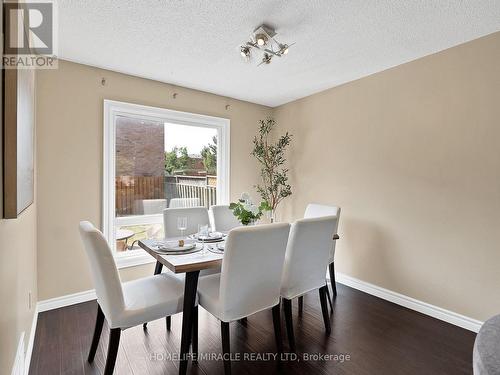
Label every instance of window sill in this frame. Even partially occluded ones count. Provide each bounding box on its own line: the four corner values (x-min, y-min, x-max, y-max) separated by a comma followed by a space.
114, 250, 156, 269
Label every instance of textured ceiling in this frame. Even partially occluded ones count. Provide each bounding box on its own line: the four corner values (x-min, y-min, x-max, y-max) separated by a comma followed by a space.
58, 0, 500, 107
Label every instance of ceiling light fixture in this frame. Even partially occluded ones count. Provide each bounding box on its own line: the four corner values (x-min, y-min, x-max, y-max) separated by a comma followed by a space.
239, 24, 294, 66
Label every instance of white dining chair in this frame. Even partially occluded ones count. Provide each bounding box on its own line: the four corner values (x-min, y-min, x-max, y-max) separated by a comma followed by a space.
79, 221, 195, 375
168, 197, 201, 208
280, 215, 339, 352
304, 203, 341, 309
143, 206, 211, 330
209, 205, 241, 232
197, 223, 291, 374
163, 206, 210, 237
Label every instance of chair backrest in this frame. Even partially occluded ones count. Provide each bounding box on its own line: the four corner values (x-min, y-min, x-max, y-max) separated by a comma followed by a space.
135, 199, 167, 215
304, 203, 341, 262
168, 197, 201, 208
79, 221, 125, 323
163, 206, 210, 237
219, 223, 291, 321
281, 216, 339, 299
209, 205, 241, 232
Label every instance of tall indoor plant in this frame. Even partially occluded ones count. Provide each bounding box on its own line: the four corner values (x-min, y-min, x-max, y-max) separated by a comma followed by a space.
251, 118, 292, 222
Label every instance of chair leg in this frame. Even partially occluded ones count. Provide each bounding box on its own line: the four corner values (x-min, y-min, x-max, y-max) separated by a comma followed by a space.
326, 286, 334, 313
283, 298, 296, 352
298, 296, 304, 315
192, 306, 198, 363
88, 304, 104, 362
271, 303, 283, 365
319, 286, 332, 335
104, 328, 121, 375
144, 316, 171, 331
144, 261, 165, 330
221, 321, 231, 375
329, 262, 337, 297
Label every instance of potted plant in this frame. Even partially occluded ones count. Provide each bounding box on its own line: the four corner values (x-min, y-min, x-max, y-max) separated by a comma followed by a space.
251, 118, 292, 222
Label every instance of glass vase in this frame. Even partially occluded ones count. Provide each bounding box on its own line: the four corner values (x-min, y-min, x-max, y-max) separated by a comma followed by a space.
268, 209, 276, 223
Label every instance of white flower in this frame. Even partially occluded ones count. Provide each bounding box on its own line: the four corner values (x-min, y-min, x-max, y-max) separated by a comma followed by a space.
243, 202, 259, 215
240, 192, 250, 202
249, 205, 259, 215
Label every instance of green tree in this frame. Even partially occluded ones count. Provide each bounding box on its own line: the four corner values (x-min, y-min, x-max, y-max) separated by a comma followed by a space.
201, 136, 217, 175
177, 147, 190, 168
164, 146, 190, 174
251, 118, 292, 219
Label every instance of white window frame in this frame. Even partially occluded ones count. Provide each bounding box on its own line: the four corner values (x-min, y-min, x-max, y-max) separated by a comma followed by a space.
103, 100, 230, 268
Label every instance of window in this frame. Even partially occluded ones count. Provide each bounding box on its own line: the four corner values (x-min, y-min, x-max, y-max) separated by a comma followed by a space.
103, 100, 230, 268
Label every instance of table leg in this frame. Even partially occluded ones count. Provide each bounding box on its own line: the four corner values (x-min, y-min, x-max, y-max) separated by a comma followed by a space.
179, 270, 200, 375
154, 261, 163, 274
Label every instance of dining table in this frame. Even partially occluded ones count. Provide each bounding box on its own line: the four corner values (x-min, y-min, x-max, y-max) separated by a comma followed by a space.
138, 238, 224, 375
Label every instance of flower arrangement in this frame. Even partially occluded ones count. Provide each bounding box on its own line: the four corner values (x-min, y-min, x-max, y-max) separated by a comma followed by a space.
229, 193, 270, 225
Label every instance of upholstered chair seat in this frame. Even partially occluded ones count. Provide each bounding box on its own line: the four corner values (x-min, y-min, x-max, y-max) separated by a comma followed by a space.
115, 274, 186, 328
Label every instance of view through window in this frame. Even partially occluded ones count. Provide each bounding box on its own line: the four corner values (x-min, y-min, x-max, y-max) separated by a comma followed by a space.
113, 116, 219, 253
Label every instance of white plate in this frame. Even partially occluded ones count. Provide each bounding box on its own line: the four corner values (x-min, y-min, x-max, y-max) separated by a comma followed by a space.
156, 243, 202, 255
157, 241, 195, 252
209, 244, 225, 254
189, 232, 225, 242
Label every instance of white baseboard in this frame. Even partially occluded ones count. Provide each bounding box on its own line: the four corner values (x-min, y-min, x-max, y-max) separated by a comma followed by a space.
35, 273, 483, 333
37, 289, 96, 313
24, 306, 38, 375
11, 332, 25, 375
335, 272, 483, 333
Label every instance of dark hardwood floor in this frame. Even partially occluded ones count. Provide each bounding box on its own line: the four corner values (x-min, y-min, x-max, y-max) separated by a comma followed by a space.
29, 284, 475, 375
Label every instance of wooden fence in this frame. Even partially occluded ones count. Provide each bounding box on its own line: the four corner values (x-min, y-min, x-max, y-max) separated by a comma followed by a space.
115, 176, 165, 216
116, 175, 217, 216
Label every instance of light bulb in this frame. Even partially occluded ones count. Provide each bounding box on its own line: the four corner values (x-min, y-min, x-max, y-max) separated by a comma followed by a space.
279, 44, 289, 55
255, 34, 267, 46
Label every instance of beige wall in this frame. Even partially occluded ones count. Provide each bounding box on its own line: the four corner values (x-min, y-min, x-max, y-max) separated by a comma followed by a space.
273, 32, 500, 321
0, 206, 37, 374
36, 60, 272, 300
0, 16, 38, 374
36, 32, 500, 322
